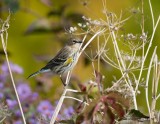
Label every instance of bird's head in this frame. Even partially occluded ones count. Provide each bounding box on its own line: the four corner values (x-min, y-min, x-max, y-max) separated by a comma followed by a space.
67, 38, 82, 50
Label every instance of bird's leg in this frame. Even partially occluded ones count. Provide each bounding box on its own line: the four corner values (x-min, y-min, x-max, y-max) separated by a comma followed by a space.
60, 71, 71, 87
60, 75, 66, 86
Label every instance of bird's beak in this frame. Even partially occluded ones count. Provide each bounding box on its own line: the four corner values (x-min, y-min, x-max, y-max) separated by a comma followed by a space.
77, 41, 82, 43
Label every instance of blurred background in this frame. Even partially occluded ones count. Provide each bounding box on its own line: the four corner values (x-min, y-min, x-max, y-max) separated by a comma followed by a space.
0, 0, 160, 121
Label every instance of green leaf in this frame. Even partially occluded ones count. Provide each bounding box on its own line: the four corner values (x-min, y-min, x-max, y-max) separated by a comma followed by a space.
127, 109, 149, 120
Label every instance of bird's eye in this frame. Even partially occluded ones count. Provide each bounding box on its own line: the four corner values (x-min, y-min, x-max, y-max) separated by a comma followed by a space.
71, 39, 82, 44
72, 40, 77, 43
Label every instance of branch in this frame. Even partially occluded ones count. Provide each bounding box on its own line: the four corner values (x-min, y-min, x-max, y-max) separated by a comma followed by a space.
65, 96, 89, 105
135, 15, 160, 92
79, 28, 106, 56
0, 14, 26, 124
145, 47, 157, 117
50, 71, 71, 124
149, 0, 155, 29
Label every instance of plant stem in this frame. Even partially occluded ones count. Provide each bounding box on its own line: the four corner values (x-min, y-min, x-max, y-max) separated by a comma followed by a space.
145, 47, 157, 117
0, 16, 26, 124
135, 15, 160, 92
50, 71, 70, 124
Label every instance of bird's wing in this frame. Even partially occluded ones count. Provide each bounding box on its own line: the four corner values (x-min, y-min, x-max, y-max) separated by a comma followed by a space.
41, 46, 71, 69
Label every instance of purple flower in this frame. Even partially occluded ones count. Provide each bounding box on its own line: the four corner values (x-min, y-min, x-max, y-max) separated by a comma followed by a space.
0, 82, 4, 89
1, 62, 23, 74
0, 75, 6, 82
0, 75, 6, 89
28, 117, 39, 124
30, 92, 39, 101
13, 120, 23, 124
17, 83, 32, 100
37, 100, 54, 112
63, 106, 74, 119
6, 99, 17, 109
37, 100, 54, 119
43, 109, 54, 119
15, 109, 22, 117
0, 92, 4, 99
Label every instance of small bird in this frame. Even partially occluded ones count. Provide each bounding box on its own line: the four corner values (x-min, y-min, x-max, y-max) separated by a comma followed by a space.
28, 38, 82, 85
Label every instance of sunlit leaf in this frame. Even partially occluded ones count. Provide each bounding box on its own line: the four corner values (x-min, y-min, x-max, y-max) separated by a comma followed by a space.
107, 101, 125, 118
105, 91, 131, 109
76, 91, 132, 124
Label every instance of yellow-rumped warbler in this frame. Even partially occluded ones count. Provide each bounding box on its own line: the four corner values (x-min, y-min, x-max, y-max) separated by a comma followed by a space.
28, 38, 82, 84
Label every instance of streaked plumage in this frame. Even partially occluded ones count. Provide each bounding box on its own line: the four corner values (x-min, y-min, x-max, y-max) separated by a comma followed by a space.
28, 38, 82, 79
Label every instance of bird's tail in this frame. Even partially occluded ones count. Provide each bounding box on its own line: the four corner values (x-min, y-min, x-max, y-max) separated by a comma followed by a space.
27, 68, 51, 79
27, 71, 41, 79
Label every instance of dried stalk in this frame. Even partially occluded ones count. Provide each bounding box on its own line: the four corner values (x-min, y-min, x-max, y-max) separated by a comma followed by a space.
145, 47, 157, 116
50, 71, 71, 124
0, 15, 26, 124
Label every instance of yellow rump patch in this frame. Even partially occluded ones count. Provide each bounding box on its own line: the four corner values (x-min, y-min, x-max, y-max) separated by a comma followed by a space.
64, 57, 73, 65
